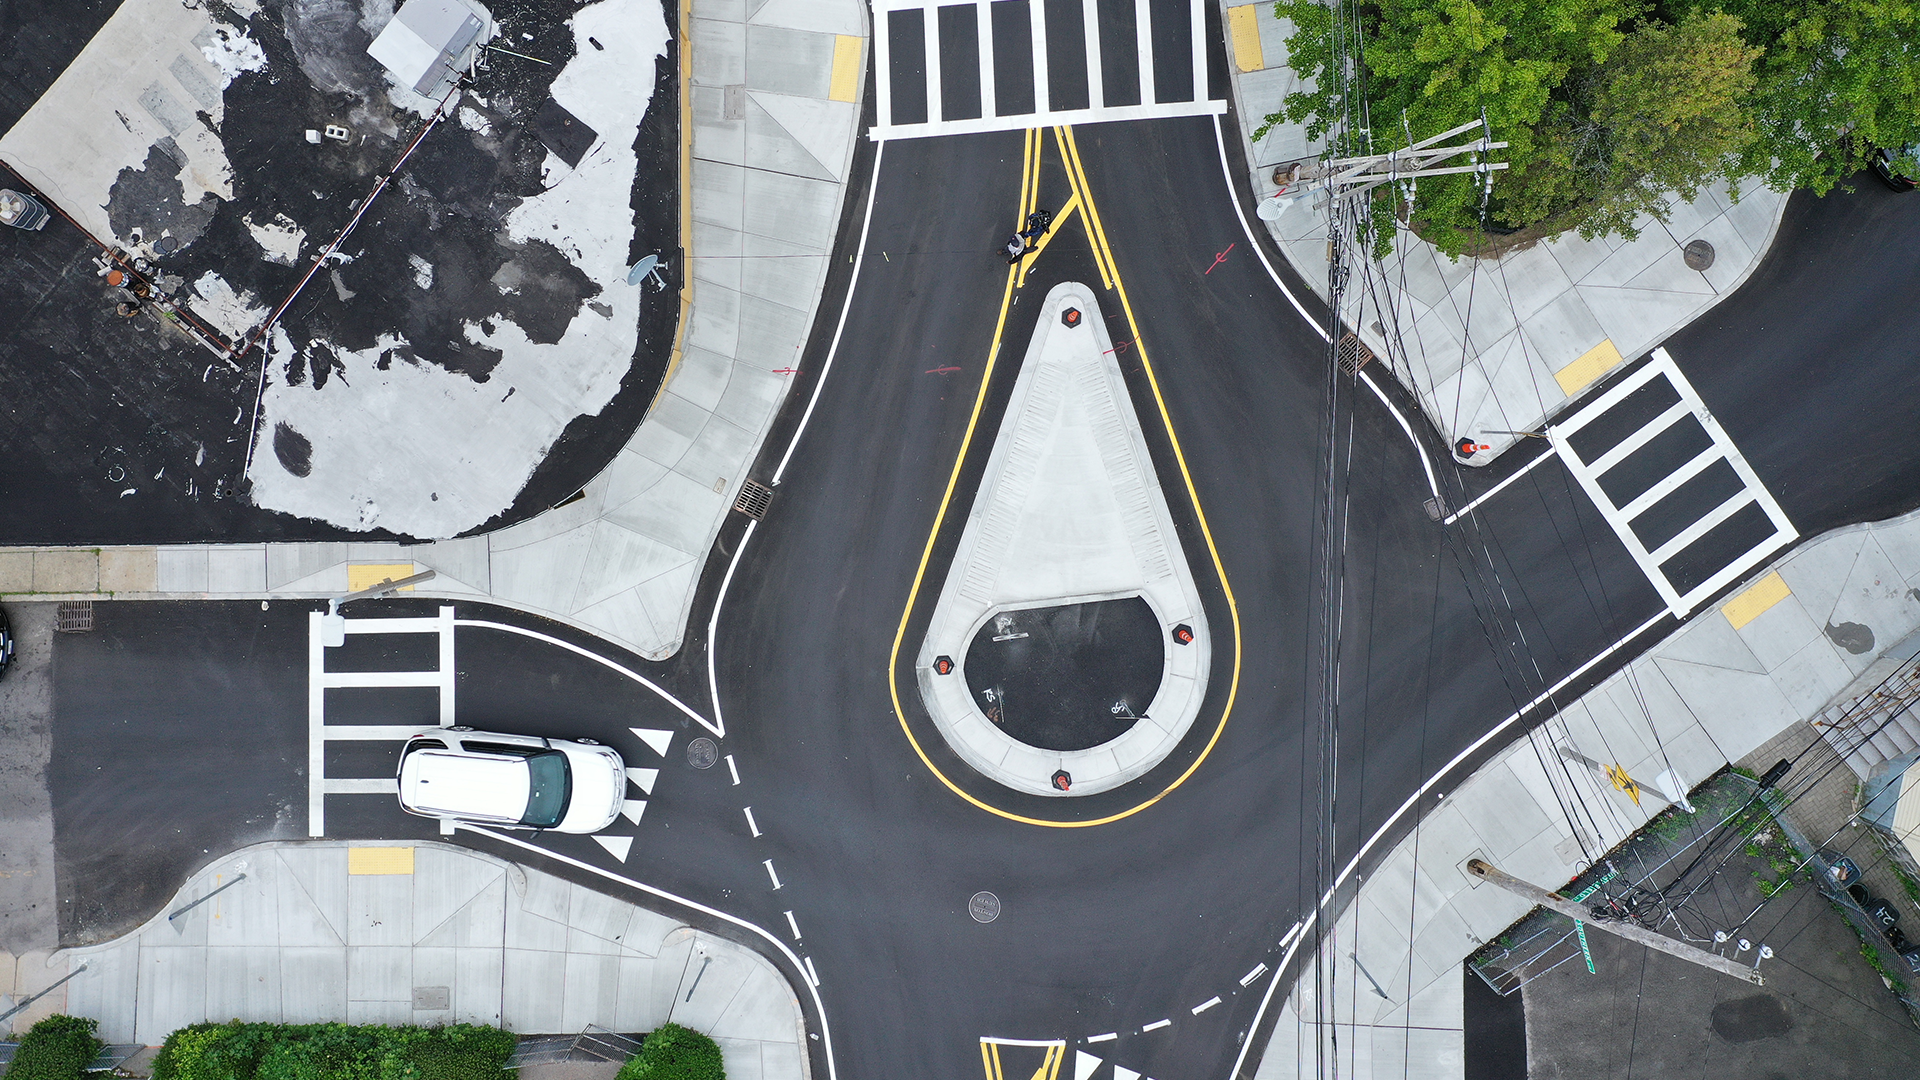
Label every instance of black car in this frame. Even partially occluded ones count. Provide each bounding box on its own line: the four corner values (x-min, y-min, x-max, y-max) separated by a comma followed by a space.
0, 607, 12, 679
1872, 144, 1918, 191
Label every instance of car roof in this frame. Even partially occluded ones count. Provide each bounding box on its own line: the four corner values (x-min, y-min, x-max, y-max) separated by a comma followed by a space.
399, 749, 531, 822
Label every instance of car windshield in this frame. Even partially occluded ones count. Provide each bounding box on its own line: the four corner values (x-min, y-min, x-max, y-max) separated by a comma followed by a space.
519, 751, 572, 828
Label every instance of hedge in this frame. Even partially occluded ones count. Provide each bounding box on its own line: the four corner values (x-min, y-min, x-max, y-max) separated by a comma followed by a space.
149, 1023, 514, 1080
614, 1024, 723, 1080
6, 1015, 103, 1080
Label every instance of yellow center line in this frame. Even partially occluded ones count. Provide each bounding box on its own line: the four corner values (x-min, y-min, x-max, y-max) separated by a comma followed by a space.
1053, 126, 1113, 289
1018, 194, 1079, 288
883, 126, 1244, 829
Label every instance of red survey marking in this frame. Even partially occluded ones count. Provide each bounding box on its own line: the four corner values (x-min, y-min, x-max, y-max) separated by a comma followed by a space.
926, 365, 963, 374
1205, 242, 1237, 274
1103, 340, 1134, 356
771, 367, 801, 374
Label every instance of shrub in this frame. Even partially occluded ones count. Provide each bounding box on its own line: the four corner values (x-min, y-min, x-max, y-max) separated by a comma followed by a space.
150, 1023, 515, 1080
614, 1024, 724, 1080
7, 1015, 103, 1080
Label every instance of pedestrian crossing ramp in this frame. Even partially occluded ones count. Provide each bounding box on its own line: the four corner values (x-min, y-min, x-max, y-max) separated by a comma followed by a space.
871, 0, 1225, 140
1550, 347, 1797, 618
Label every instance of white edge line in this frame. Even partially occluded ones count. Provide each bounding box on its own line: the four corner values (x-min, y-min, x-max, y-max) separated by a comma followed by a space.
1227, 606, 1671, 1078
454, 619, 719, 737
707, 517, 758, 738
462, 825, 837, 1080
1442, 445, 1557, 525
1211, 115, 1442, 503
980, 1038, 1068, 1048
772, 141, 887, 486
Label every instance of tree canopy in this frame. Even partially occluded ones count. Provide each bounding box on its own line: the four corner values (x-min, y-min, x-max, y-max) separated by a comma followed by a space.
1264, 0, 1920, 256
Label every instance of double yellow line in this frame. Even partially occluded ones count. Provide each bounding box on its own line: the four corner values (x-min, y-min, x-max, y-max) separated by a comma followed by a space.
885, 126, 1244, 829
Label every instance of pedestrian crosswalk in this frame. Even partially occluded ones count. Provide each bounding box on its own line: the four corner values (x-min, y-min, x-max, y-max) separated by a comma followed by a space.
870, 0, 1224, 140
1549, 348, 1796, 617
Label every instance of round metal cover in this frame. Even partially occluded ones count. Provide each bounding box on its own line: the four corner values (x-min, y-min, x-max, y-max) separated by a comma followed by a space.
687, 737, 719, 769
1683, 239, 1715, 270
969, 891, 1001, 923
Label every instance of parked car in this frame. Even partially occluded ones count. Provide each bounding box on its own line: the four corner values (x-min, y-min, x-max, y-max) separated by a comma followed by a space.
396, 727, 625, 833
0, 606, 13, 679
1871, 144, 1918, 191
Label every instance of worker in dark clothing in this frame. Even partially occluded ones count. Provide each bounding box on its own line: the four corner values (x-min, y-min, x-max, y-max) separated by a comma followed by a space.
1004, 233, 1028, 263
1003, 209, 1054, 264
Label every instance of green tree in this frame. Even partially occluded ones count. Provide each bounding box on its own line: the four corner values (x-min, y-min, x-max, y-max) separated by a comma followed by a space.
1572, 10, 1762, 237
614, 1023, 724, 1080
5, 1015, 103, 1080
1717, 0, 1920, 193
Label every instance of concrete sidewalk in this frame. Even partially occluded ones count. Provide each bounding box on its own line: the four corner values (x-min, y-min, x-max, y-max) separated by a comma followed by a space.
0, 0, 869, 664
0, 842, 806, 1080
1251, 500, 1920, 1078
1221, 1, 1788, 467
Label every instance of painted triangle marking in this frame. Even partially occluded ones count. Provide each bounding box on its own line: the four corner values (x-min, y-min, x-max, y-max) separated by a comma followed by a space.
591, 835, 633, 862
630, 727, 674, 757
621, 799, 647, 826
1115, 1069, 1139, 1080
626, 767, 658, 793
1073, 1051, 1101, 1080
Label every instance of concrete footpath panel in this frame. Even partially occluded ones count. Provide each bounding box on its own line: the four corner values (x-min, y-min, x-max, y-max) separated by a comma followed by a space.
1251, 502, 1920, 1079
17, 842, 805, 1079
1219, 0, 1788, 467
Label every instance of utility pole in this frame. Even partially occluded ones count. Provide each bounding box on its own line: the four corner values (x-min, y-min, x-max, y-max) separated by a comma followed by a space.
1271, 118, 1509, 211
1466, 859, 1765, 986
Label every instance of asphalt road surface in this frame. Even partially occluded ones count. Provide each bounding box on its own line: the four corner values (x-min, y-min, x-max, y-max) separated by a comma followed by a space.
39, 28, 1920, 1080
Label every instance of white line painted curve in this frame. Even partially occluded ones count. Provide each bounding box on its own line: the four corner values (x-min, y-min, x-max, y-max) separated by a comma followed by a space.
462, 824, 837, 1080
453, 618, 718, 737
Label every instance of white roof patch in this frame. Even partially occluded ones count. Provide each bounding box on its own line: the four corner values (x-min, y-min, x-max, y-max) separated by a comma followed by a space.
368, 0, 486, 97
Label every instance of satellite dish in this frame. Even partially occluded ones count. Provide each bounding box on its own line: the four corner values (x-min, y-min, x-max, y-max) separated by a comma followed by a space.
626, 254, 658, 285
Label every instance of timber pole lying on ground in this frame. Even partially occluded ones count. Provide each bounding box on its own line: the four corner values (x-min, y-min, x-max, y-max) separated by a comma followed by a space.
1466, 858, 1765, 986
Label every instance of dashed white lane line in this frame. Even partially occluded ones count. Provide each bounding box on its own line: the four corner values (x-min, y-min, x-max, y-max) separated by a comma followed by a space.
726, 754, 741, 785
1141, 1018, 1171, 1032
804, 956, 821, 986
1239, 962, 1268, 987
784, 910, 802, 940
1190, 996, 1221, 1015
764, 859, 783, 889
744, 806, 762, 837
1086, 1032, 1117, 1043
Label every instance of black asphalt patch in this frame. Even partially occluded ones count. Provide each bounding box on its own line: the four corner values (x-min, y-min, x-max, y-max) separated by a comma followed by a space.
962, 597, 1163, 751
0, 0, 682, 542
532, 96, 598, 168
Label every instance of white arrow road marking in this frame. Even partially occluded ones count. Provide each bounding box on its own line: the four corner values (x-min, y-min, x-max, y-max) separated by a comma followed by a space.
592, 835, 633, 862
626, 767, 658, 793
630, 727, 674, 756
1074, 1051, 1102, 1080
621, 800, 647, 825
1115, 1068, 1140, 1080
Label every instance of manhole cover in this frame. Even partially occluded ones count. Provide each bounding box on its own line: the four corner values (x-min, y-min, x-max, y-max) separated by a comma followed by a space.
687, 737, 719, 769
969, 891, 1001, 923
1683, 238, 1715, 270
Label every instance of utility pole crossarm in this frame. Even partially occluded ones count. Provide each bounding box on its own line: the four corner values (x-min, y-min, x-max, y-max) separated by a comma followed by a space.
1466, 859, 1764, 986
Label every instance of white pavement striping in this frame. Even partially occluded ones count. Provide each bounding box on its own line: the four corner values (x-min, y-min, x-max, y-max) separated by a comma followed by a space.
457, 619, 715, 735
743, 806, 761, 836
869, 0, 1225, 140
1141, 1018, 1170, 1032
304, 609, 675, 858
1548, 347, 1796, 616
1074, 1051, 1101, 1080
763, 860, 783, 889
1441, 444, 1558, 525
307, 607, 455, 838
1191, 996, 1221, 1014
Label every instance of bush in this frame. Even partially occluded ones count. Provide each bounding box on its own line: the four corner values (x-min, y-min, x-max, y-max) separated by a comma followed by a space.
150, 1023, 515, 1080
614, 1024, 724, 1080
7, 1015, 103, 1080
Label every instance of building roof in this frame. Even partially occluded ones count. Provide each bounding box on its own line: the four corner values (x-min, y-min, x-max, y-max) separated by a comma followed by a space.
367, 0, 486, 98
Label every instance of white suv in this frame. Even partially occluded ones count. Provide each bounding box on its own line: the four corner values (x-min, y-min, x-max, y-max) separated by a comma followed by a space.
396, 727, 626, 834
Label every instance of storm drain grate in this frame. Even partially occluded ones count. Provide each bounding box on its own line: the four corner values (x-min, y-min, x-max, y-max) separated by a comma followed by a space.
1338, 333, 1374, 375
733, 478, 774, 520
56, 601, 94, 633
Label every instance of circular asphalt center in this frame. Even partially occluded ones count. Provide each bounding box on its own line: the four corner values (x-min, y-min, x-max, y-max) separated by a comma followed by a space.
962, 597, 1164, 752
